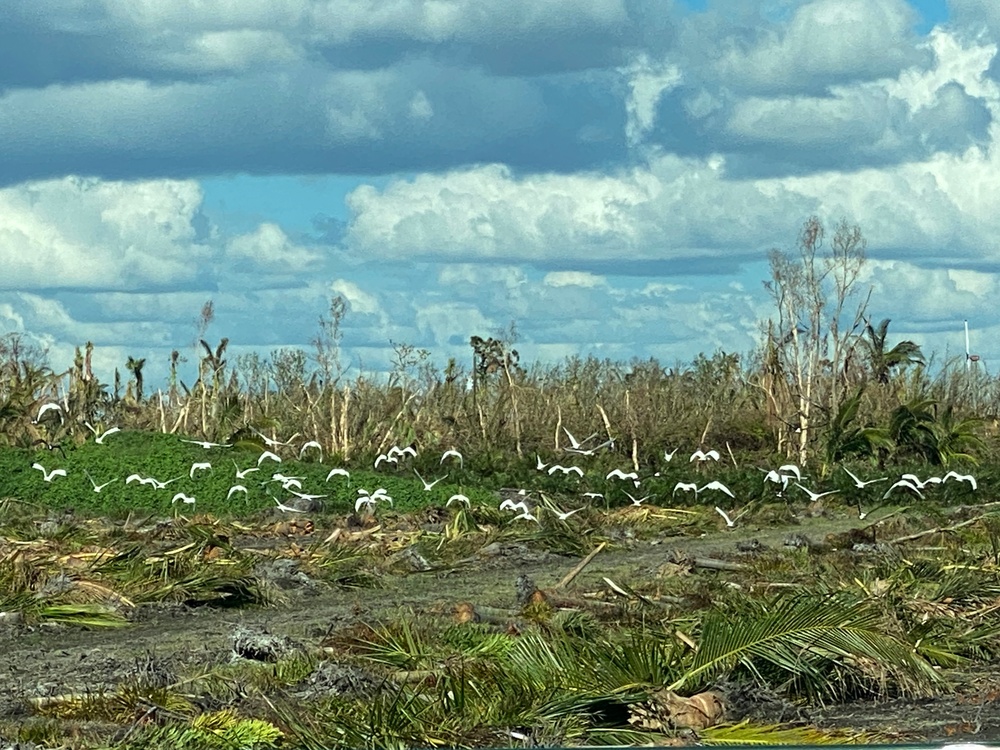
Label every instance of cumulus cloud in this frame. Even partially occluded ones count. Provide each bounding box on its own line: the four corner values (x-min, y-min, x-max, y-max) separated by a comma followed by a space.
708, 0, 929, 94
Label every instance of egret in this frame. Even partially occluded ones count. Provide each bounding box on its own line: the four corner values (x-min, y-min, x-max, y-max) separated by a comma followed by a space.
673, 481, 699, 496
535, 455, 548, 471
548, 464, 584, 477
189, 462, 212, 479
326, 467, 351, 482
32, 463, 66, 482
700, 480, 735, 499
500, 499, 530, 514
664, 447, 679, 461
624, 491, 651, 506
84, 470, 116, 493
34, 402, 63, 423
414, 469, 447, 491
883, 479, 924, 499
374, 453, 398, 469
690, 449, 720, 463
298, 440, 323, 460
440, 449, 464, 468
606, 469, 639, 482
551, 506, 583, 520
843, 467, 887, 489
227, 485, 248, 500
778, 464, 802, 481
795, 483, 839, 503
714, 506, 737, 528
566, 438, 614, 456
258, 451, 281, 466
86, 424, 122, 444
181, 438, 231, 449
943, 471, 977, 490
233, 462, 260, 480
447, 493, 471, 508
250, 428, 300, 449
171, 493, 196, 505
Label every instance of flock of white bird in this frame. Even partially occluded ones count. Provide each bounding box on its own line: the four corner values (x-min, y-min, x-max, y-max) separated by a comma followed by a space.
25, 402, 981, 527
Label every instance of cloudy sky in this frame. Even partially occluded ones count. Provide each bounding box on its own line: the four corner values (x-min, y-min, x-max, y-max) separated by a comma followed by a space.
2, 0, 999, 386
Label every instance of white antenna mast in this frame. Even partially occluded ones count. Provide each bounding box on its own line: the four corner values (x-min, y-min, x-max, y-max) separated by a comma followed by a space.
965, 319, 971, 371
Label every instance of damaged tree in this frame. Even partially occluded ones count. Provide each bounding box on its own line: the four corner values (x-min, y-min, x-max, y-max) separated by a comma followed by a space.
762, 217, 871, 464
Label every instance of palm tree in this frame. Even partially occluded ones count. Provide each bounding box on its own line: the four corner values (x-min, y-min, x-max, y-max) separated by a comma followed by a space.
858, 318, 924, 385
126, 356, 146, 403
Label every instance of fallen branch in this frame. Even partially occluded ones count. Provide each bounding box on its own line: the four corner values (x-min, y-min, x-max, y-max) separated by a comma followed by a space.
555, 542, 607, 589
888, 513, 992, 545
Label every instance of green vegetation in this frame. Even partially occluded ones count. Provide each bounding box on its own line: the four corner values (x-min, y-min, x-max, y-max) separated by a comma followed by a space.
2, 217, 999, 747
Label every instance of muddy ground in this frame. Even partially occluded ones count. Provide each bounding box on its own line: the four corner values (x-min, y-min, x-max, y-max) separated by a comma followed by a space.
3, 508, 1000, 746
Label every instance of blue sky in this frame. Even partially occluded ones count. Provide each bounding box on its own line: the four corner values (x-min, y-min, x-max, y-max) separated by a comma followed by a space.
2, 0, 999, 385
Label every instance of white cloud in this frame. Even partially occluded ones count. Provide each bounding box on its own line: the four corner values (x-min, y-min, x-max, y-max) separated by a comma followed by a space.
331, 279, 382, 317
543, 271, 606, 288
622, 54, 682, 144
225, 223, 321, 275
711, 0, 927, 93
0, 177, 209, 290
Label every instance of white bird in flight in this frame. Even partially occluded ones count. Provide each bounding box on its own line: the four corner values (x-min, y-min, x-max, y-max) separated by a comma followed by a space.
181, 438, 231, 449
233, 462, 260, 480
795, 483, 839, 503
624, 491, 652, 506
700, 480, 735, 499
189, 462, 212, 479
85, 423, 122, 444
500, 498, 530, 514
171, 492, 196, 505
606, 469, 639, 482
84, 470, 116, 493
883, 478, 924, 499
690, 449, 721, 463
447, 493, 471, 508
548, 464, 584, 477
298, 440, 323, 460
943, 471, 978, 490
258, 450, 282, 466
326, 467, 351, 482
843, 467, 887, 489
440, 449, 464, 468
32, 463, 67, 482
34, 402, 63, 423
414, 469, 448, 491
227, 485, 248, 500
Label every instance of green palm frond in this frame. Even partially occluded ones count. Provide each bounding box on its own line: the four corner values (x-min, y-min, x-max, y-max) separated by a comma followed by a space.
701, 719, 883, 745
670, 592, 940, 697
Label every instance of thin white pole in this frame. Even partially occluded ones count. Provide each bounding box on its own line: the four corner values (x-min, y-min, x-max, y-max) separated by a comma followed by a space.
965, 319, 971, 371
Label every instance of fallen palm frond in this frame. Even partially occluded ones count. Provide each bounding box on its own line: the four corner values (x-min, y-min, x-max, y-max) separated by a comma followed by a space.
671, 591, 941, 698
700, 719, 885, 745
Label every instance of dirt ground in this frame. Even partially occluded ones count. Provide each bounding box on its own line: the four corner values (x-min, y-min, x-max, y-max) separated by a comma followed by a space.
3, 509, 1000, 745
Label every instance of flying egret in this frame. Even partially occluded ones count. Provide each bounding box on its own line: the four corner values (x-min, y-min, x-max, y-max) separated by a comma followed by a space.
84, 470, 116, 493
447, 493, 471, 508
326, 467, 351, 482
32, 463, 66, 482
414, 469, 447, 491
795, 483, 839, 503
715, 506, 737, 528
181, 438, 231, 449
227, 485, 248, 500
500, 499, 530, 514
535, 455, 548, 471
548, 464, 584, 477
440, 449, 464, 468
700, 480, 735, 499
355, 495, 377, 513
233, 462, 260, 480
664, 447, 679, 462
690, 449, 721, 463
673, 482, 699, 496
563, 428, 598, 451
566, 438, 614, 456
551, 506, 583, 520
298, 440, 323, 460
374, 453, 398, 469
778, 464, 802, 481
85, 424, 122, 444
287, 488, 327, 502
843, 467, 887, 489
624, 491, 651, 506
250, 428, 300, 449
34, 402, 63, 423
883, 479, 924, 499
943, 471, 978, 490
171, 493, 196, 505
511, 509, 539, 523
606, 469, 639, 482
258, 450, 282, 465
189, 462, 212, 479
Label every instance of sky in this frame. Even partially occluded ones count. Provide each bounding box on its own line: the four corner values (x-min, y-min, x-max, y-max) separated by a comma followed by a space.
2, 0, 1000, 386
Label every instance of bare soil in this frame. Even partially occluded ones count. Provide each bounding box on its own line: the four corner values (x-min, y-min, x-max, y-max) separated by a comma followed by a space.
3, 508, 1000, 745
